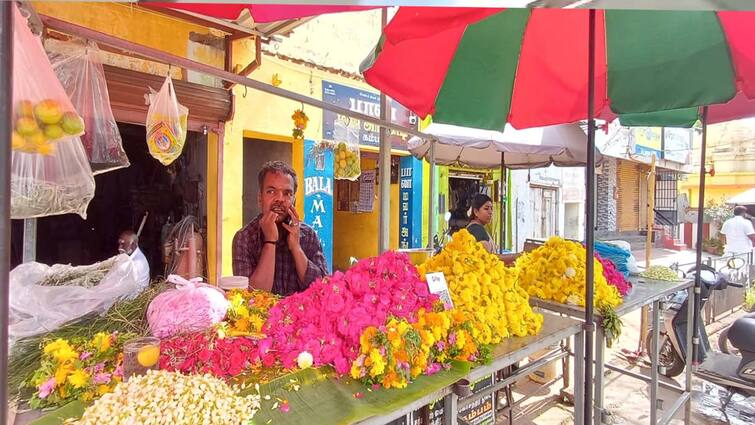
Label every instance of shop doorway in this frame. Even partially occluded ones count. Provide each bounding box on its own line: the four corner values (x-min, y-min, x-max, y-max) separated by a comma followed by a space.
10, 123, 207, 277
447, 173, 485, 234
242, 138, 293, 225
531, 186, 558, 239
563, 202, 582, 240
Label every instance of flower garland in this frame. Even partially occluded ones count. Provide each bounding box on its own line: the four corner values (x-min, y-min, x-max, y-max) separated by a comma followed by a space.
418, 229, 543, 345
515, 237, 624, 347
27, 332, 131, 409
263, 251, 437, 374
350, 306, 483, 389
159, 332, 262, 378
515, 237, 623, 310
291, 109, 308, 140
223, 289, 280, 337
67, 370, 260, 425
596, 253, 632, 296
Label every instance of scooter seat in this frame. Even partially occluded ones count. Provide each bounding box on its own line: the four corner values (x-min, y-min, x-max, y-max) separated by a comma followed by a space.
728, 316, 755, 354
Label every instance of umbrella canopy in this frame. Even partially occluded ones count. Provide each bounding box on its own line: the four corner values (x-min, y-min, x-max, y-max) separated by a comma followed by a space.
726, 188, 755, 205
409, 123, 599, 169
146, 3, 379, 23
361, 8, 755, 130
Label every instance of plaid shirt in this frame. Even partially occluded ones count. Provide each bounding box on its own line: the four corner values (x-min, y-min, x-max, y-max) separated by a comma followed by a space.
232, 216, 328, 296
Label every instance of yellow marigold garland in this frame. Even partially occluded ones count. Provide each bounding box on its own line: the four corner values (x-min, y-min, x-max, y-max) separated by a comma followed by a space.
417, 229, 543, 345
514, 236, 622, 309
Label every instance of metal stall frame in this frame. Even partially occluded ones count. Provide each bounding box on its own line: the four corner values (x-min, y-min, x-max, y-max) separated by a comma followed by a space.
531, 276, 696, 425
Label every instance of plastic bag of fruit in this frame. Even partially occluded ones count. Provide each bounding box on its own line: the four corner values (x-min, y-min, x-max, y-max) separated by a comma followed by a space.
10, 4, 94, 219
333, 119, 361, 180
145, 75, 188, 166
49, 39, 130, 175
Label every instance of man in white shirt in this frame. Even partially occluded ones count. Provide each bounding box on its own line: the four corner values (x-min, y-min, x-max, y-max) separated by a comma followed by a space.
719, 206, 755, 255
117, 230, 150, 288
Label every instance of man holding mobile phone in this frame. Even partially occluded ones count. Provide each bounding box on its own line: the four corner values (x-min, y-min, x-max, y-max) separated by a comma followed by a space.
232, 161, 328, 296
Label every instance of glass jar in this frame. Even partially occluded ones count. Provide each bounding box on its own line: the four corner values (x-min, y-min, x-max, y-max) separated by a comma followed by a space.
122, 336, 160, 380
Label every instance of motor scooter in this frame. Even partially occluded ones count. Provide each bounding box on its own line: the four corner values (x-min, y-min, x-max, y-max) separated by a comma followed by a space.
694, 311, 755, 419
648, 261, 741, 377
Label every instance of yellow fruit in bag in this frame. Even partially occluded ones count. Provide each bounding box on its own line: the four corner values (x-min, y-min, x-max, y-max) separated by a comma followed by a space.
15, 117, 39, 137
11, 131, 25, 150
16, 100, 34, 118
61, 112, 85, 135
34, 99, 63, 124
44, 124, 65, 140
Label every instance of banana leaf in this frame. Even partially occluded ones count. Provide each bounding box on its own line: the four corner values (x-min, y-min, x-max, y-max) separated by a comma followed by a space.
249, 362, 471, 425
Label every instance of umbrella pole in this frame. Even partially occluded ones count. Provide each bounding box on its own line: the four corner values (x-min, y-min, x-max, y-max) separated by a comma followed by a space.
0, 2, 13, 424
584, 9, 597, 425
429, 140, 436, 251
500, 152, 506, 253
692, 107, 709, 365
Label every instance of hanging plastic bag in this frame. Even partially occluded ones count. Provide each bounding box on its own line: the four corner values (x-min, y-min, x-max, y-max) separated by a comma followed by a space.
9, 254, 144, 344
49, 39, 130, 174
10, 4, 94, 219
333, 118, 361, 180
146, 76, 188, 166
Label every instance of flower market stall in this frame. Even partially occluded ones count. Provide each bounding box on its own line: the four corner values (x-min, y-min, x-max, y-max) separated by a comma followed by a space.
1, 6, 588, 425
7, 230, 586, 425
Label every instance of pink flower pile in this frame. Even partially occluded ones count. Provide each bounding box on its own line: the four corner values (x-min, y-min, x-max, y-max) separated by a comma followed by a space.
263, 251, 437, 374
596, 253, 632, 296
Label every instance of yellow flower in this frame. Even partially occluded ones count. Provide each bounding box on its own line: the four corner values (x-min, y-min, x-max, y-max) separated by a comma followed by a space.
67, 369, 90, 389
368, 349, 386, 377
350, 362, 363, 379
233, 317, 251, 333
91, 332, 111, 353
44, 339, 79, 364
54, 364, 73, 385
96, 384, 111, 396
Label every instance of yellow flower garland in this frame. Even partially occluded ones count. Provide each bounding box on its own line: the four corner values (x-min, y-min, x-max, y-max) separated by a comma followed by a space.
418, 229, 543, 345
515, 236, 622, 310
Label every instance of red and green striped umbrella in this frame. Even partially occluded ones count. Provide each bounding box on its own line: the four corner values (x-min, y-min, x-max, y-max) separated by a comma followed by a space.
361, 8, 755, 130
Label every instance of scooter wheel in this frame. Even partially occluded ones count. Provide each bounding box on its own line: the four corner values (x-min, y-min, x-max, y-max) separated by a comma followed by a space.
646, 330, 685, 378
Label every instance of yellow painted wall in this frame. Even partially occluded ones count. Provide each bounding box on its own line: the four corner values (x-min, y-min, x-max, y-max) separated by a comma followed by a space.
680, 172, 755, 206
33, 3, 225, 75
331, 157, 400, 271
221, 53, 407, 275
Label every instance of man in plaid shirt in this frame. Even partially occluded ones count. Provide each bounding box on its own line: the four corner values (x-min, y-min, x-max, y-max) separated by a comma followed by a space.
232, 161, 328, 296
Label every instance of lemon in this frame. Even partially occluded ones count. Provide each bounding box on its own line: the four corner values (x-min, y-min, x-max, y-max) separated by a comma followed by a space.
137, 345, 160, 368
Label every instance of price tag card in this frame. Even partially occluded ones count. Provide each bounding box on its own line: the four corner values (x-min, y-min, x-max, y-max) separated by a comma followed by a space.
426, 272, 454, 310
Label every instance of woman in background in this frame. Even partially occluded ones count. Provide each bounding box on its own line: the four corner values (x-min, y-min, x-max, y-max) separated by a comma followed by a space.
466, 193, 496, 253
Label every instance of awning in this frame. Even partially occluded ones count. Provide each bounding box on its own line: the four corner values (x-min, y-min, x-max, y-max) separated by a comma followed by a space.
726, 188, 755, 205
408, 123, 600, 169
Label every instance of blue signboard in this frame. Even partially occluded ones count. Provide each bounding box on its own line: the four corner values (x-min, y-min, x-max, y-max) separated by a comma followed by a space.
303, 139, 334, 273
399, 156, 424, 249
322, 80, 418, 149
